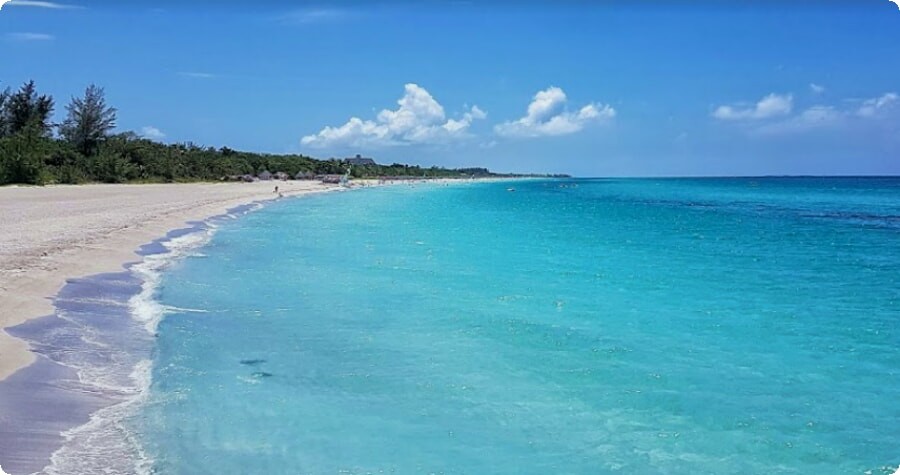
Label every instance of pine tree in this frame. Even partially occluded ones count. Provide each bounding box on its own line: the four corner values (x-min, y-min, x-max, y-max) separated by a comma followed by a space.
60, 84, 117, 155
5, 80, 55, 137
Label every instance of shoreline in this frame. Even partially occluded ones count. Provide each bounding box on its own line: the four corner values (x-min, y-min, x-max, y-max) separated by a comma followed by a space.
0, 181, 342, 382
0, 177, 526, 474
0, 181, 348, 475
0, 177, 521, 381
0, 203, 262, 474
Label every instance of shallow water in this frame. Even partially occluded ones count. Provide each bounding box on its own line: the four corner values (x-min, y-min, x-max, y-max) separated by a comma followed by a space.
137, 178, 899, 474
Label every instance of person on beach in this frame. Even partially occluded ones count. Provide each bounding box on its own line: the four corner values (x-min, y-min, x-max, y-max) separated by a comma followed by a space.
274, 185, 279, 194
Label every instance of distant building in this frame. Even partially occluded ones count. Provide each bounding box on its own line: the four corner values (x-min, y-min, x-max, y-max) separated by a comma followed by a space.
273, 171, 290, 181
344, 154, 377, 166
295, 171, 315, 180
258, 170, 273, 181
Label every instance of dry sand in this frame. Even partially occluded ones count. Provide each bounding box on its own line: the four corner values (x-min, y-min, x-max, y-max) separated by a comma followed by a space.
0, 181, 336, 381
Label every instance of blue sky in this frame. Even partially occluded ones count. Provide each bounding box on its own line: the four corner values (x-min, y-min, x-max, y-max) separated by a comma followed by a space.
1, 1, 899, 176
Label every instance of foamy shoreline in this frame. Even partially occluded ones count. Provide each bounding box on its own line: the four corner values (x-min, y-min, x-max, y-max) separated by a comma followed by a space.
0, 181, 342, 382
0, 176, 516, 381
0, 201, 269, 474
0, 176, 525, 474
0, 180, 355, 475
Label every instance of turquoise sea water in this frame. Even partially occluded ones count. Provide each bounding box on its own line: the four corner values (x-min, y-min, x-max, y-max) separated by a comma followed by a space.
137, 178, 899, 474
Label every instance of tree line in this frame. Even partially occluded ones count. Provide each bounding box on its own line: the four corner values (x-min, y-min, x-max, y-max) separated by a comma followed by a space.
0, 80, 520, 186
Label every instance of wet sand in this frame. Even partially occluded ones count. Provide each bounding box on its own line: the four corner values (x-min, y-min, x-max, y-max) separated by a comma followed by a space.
0, 181, 335, 382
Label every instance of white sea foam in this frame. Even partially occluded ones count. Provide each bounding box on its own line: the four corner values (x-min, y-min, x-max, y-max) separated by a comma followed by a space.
129, 226, 216, 335
44, 360, 153, 475
36, 201, 273, 474
41, 225, 221, 475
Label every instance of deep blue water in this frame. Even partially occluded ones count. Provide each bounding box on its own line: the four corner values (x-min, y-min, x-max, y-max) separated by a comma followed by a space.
136, 178, 899, 474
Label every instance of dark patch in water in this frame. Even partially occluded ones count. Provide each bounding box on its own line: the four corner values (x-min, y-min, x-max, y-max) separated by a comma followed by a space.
240, 359, 267, 366
251, 372, 273, 378
799, 211, 900, 228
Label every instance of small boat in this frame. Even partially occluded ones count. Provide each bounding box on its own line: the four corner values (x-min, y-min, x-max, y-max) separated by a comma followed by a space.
507, 187, 515, 192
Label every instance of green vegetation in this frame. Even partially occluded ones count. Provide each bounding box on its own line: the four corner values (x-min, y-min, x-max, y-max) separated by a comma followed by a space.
0, 80, 554, 186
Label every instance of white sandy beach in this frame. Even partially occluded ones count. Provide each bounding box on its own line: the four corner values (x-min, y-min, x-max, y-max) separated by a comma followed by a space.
0, 181, 337, 382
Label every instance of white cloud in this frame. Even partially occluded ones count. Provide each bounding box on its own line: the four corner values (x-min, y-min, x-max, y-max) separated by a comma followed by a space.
799, 105, 841, 123
856, 92, 898, 117
781, 105, 840, 127
749, 92, 898, 135
810, 83, 826, 94
5, 32, 54, 41
754, 105, 842, 135
712, 93, 793, 120
178, 71, 217, 79
140, 126, 165, 140
4, 0, 81, 9
281, 8, 348, 24
494, 86, 615, 138
301, 83, 486, 148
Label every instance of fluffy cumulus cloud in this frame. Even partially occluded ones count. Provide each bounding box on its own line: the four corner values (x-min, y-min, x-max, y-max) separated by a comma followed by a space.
856, 92, 898, 117
712, 93, 793, 120
140, 126, 165, 140
495, 86, 615, 138
301, 83, 486, 148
